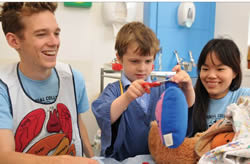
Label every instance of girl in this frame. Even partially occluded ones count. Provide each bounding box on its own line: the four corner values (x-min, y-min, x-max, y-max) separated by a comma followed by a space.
188, 38, 250, 136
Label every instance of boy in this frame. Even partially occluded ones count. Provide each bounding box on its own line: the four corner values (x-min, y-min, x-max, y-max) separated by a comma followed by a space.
0, 2, 97, 164
92, 21, 195, 161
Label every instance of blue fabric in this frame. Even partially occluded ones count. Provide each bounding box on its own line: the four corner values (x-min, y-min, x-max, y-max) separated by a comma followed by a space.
156, 82, 188, 148
18, 68, 59, 103
206, 89, 250, 127
0, 66, 89, 129
92, 80, 165, 161
187, 87, 250, 137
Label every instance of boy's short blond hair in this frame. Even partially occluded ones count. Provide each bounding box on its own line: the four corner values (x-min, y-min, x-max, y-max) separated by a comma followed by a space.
0, 2, 58, 38
115, 21, 160, 59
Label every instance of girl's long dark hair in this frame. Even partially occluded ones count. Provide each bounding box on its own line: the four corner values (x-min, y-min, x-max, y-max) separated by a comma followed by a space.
192, 38, 242, 133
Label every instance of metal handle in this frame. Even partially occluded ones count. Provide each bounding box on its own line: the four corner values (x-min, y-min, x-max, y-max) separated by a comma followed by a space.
174, 50, 182, 65
189, 51, 196, 67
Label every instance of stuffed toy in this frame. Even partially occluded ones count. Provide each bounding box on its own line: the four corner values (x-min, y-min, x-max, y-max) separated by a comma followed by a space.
149, 119, 234, 164
149, 81, 200, 164
147, 82, 247, 164
154, 81, 188, 148
198, 96, 250, 163
210, 132, 235, 149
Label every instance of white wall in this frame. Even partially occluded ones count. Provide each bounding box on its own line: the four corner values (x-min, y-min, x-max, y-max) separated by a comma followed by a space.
214, 2, 250, 87
0, 2, 144, 144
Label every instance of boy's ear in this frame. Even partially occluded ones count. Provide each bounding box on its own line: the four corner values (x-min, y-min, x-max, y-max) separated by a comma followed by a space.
5, 32, 21, 50
116, 53, 122, 64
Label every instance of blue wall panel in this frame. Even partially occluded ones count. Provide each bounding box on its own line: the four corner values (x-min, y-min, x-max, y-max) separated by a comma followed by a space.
143, 2, 158, 33
144, 2, 215, 78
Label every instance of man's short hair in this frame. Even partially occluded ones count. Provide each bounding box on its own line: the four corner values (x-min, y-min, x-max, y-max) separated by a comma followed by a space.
0, 2, 58, 38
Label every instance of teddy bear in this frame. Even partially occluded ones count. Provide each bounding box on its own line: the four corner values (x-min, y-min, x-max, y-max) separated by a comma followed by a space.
148, 119, 234, 164
147, 81, 240, 164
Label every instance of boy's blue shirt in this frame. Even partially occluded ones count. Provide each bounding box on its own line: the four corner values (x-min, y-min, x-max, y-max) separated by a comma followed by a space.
92, 72, 165, 161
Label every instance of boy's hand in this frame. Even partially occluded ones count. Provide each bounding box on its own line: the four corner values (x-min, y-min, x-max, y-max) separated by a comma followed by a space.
171, 65, 192, 91
124, 79, 147, 103
110, 79, 149, 123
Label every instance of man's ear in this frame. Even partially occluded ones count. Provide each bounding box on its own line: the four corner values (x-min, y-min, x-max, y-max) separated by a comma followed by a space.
5, 33, 21, 50
116, 53, 122, 64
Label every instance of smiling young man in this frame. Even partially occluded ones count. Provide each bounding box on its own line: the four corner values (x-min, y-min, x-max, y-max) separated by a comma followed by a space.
0, 2, 97, 164
92, 21, 195, 161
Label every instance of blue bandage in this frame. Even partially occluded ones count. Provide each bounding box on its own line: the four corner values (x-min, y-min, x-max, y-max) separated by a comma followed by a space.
155, 82, 188, 148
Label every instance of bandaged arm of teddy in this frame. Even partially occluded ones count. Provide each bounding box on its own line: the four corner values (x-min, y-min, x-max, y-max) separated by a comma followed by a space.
154, 81, 188, 148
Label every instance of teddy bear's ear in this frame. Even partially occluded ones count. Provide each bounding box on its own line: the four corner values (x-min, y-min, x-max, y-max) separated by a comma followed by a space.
155, 82, 188, 148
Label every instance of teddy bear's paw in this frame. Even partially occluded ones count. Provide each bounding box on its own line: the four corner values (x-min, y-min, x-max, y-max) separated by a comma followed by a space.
194, 132, 204, 138
149, 121, 163, 150
149, 128, 198, 164
150, 120, 158, 127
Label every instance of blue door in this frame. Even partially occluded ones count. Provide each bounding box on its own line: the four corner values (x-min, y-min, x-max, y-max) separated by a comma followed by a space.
144, 2, 216, 78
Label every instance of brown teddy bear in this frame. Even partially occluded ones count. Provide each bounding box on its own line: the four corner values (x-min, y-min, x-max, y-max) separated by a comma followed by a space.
148, 119, 234, 164
148, 83, 249, 164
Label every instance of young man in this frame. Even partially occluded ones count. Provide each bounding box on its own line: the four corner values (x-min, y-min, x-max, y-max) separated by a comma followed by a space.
92, 21, 195, 161
0, 2, 97, 164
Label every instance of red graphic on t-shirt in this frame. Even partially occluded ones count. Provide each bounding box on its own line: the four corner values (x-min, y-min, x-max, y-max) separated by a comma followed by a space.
57, 103, 72, 143
67, 143, 76, 156
47, 109, 61, 133
15, 103, 75, 155
15, 109, 46, 152
27, 133, 66, 155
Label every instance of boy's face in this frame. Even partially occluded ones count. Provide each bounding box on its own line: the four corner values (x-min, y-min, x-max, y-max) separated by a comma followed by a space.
17, 10, 60, 71
117, 43, 154, 82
